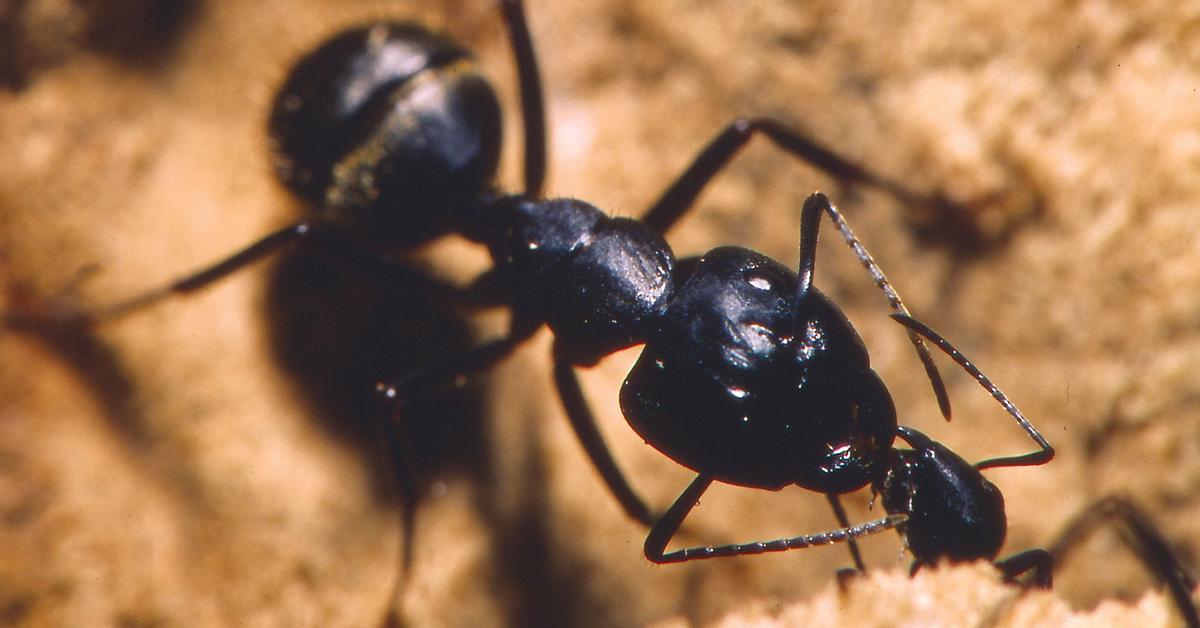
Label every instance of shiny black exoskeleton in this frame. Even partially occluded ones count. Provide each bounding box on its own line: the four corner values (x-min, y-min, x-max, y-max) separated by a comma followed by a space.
874, 426, 1012, 570
71, 0, 1042, 570
484, 191, 924, 563
268, 23, 503, 246
632, 302, 1053, 565
621, 245, 897, 494
872, 424, 1198, 627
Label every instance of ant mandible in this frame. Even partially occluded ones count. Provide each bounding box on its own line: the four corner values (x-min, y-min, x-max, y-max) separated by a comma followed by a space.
48, 0, 1053, 577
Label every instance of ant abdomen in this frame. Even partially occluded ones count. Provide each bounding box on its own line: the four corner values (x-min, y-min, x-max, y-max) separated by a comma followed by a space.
268, 22, 502, 245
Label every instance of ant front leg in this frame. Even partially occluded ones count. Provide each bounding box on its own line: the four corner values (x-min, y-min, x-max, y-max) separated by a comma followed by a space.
552, 340, 655, 526
826, 493, 867, 572
644, 474, 907, 564
994, 548, 1054, 588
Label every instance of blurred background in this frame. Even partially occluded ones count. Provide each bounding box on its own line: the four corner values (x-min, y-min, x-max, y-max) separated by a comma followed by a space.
2, 0, 1199, 625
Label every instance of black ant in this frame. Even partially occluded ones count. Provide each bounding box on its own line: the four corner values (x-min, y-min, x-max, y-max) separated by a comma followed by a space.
875, 426, 1198, 625
36, 0, 973, 547
3, 1, 1193, 624
839, 319, 1196, 625
5, 4, 1097, 616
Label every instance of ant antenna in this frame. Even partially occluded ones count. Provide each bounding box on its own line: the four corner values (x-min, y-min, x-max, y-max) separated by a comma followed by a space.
890, 313, 1054, 469
795, 192, 952, 420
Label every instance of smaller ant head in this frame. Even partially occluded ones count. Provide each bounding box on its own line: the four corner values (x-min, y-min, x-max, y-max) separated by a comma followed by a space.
872, 426, 1008, 568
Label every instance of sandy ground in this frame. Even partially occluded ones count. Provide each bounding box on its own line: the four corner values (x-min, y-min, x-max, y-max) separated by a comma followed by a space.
2, 0, 1199, 626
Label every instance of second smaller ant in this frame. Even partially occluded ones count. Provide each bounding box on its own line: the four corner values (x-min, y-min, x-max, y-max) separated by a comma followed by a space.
882, 318, 1194, 615
877, 422, 1198, 626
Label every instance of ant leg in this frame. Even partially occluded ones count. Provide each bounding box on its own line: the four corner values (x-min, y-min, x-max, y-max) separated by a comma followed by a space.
796, 192, 951, 420
889, 313, 1054, 470
994, 549, 1053, 588
552, 341, 655, 526
377, 331, 534, 402
1045, 496, 1199, 627
644, 474, 907, 564
86, 222, 315, 322
827, 493, 867, 572
372, 392, 420, 591
373, 329, 536, 575
499, 0, 546, 198
641, 117, 941, 235
86, 222, 482, 324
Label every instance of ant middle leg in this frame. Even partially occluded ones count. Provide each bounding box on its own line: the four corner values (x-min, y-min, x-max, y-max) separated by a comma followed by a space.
643, 474, 907, 564
372, 326, 539, 565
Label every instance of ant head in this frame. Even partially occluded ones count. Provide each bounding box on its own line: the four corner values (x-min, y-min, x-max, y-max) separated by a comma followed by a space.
621, 246, 898, 493
269, 23, 503, 246
873, 426, 1008, 568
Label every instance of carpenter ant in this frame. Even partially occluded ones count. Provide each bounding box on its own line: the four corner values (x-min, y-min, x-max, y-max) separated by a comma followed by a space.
383, 188, 1055, 574
41, 0, 973, 544
4, 2, 1190, 624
